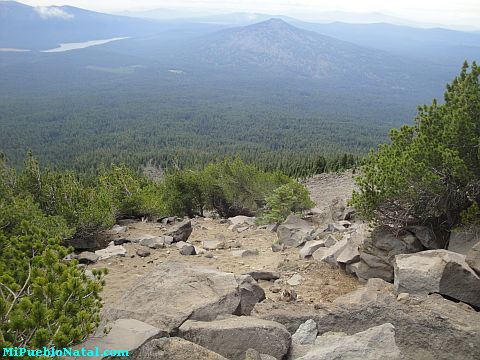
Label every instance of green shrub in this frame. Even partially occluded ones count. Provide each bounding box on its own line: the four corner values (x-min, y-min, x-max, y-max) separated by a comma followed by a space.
160, 170, 204, 217
98, 164, 164, 219
201, 157, 290, 217
258, 181, 315, 224
351, 62, 480, 232
17, 153, 115, 238
0, 201, 105, 351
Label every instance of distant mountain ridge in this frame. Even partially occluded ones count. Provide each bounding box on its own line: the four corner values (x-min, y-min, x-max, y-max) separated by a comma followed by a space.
0, 1, 161, 49
187, 18, 446, 92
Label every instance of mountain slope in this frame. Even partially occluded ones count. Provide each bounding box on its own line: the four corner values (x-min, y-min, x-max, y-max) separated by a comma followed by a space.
293, 21, 480, 67
188, 18, 448, 92
0, 1, 162, 49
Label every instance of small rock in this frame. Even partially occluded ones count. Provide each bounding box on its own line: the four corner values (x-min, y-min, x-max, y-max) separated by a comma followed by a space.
114, 238, 130, 246
203, 239, 225, 250
180, 244, 196, 256
287, 274, 303, 286
396, 293, 410, 302
246, 271, 280, 281
232, 249, 259, 258
136, 249, 151, 258
110, 224, 128, 234
272, 243, 284, 253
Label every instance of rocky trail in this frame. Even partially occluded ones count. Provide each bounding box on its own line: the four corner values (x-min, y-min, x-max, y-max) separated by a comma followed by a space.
70, 171, 480, 360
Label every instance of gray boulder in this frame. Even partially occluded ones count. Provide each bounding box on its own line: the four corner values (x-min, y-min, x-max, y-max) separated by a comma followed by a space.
312, 239, 348, 266
466, 241, 480, 275
114, 337, 227, 360
236, 275, 266, 315
165, 220, 193, 243
407, 225, 446, 249
139, 236, 165, 249
354, 228, 424, 282
110, 225, 128, 234
178, 317, 291, 360
127, 234, 157, 244
276, 214, 315, 248
77, 251, 99, 264
136, 248, 151, 258
253, 286, 480, 360
336, 241, 360, 264
228, 216, 256, 229
297, 323, 401, 360
448, 227, 480, 255
95, 244, 127, 261
180, 243, 196, 256
299, 240, 325, 259
103, 262, 264, 332
203, 239, 225, 250
394, 249, 480, 308
292, 319, 318, 345
76, 319, 166, 359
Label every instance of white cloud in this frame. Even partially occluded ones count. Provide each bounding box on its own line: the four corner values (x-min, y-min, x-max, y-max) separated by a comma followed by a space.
34, 6, 74, 19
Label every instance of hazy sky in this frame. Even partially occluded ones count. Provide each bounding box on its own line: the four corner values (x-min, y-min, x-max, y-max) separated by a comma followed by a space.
18, 0, 480, 29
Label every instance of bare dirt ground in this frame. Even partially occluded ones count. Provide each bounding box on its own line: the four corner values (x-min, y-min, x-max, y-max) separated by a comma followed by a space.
92, 171, 361, 310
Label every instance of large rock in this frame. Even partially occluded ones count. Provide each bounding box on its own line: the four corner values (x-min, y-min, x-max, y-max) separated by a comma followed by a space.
139, 236, 165, 249
178, 316, 291, 360
103, 262, 263, 332
297, 323, 401, 360
228, 216, 256, 232
77, 251, 99, 264
113, 337, 227, 360
466, 241, 480, 275
312, 239, 348, 266
253, 287, 480, 360
276, 214, 315, 248
95, 244, 127, 261
334, 278, 395, 305
165, 220, 193, 243
355, 227, 424, 281
407, 225, 446, 249
394, 249, 480, 308
291, 319, 317, 345
448, 227, 480, 255
75, 319, 166, 359
299, 240, 325, 259
235, 275, 266, 315
351, 252, 394, 282
336, 241, 360, 264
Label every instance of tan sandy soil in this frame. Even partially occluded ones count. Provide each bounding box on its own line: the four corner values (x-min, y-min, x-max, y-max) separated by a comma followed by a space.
92, 171, 362, 310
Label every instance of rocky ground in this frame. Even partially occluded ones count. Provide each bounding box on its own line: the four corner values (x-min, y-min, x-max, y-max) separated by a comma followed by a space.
71, 170, 480, 360
92, 170, 361, 308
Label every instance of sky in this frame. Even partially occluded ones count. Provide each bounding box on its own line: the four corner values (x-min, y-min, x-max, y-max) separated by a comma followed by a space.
17, 0, 480, 30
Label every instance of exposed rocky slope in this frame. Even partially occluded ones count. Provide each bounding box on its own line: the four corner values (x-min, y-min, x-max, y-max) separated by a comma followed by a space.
71, 171, 480, 359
